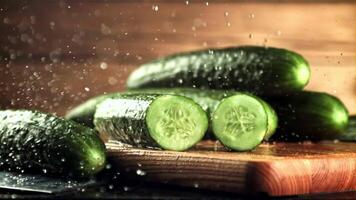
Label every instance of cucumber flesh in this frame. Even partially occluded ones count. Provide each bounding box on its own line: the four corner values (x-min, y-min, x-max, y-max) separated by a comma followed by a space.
212, 95, 269, 151
147, 95, 208, 151
94, 94, 208, 151
259, 100, 278, 140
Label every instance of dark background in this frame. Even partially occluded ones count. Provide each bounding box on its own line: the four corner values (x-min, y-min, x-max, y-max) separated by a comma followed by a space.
0, 0, 355, 116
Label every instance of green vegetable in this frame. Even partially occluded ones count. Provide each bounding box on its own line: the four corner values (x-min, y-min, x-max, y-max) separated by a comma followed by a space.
0, 110, 106, 177
66, 88, 276, 131
66, 93, 120, 128
265, 91, 349, 141
94, 94, 208, 151
212, 94, 277, 151
74, 89, 276, 151
337, 116, 356, 141
127, 46, 310, 95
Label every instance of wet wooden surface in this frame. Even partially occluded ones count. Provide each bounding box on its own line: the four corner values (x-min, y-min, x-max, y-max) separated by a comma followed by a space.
0, 1, 355, 115
107, 140, 356, 196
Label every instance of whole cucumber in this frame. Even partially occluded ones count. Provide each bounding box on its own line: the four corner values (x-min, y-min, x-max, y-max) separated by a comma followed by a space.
0, 110, 106, 177
265, 91, 349, 141
127, 46, 310, 95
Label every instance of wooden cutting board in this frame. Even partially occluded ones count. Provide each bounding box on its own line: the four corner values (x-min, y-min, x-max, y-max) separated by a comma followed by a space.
106, 141, 356, 196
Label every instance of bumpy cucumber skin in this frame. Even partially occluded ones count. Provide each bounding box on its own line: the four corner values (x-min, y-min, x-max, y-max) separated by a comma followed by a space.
127, 46, 310, 95
94, 94, 158, 148
0, 110, 106, 177
265, 91, 349, 141
66, 93, 122, 128
337, 116, 356, 141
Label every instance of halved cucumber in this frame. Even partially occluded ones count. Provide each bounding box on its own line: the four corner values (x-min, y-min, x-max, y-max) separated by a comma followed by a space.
94, 94, 208, 151
212, 94, 272, 151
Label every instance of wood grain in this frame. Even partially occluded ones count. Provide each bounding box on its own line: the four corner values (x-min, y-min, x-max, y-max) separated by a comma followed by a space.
107, 141, 356, 196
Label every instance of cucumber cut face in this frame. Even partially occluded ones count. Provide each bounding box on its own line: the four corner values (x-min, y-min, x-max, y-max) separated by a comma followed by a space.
147, 95, 208, 151
212, 95, 268, 151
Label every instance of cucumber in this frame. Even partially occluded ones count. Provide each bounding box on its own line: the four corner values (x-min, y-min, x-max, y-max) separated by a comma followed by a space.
128, 88, 278, 143
66, 93, 120, 128
265, 91, 349, 141
127, 46, 310, 95
337, 116, 356, 141
91, 90, 277, 151
67, 88, 277, 141
0, 110, 106, 177
94, 94, 208, 151
211, 94, 276, 151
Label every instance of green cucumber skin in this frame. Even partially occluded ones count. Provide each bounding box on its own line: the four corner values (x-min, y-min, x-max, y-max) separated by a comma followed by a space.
265, 91, 349, 141
127, 46, 310, 95
0, 110, 106, 177
337, 116, 356, 141
66, 93, 121, 128
94, 94, 158, 148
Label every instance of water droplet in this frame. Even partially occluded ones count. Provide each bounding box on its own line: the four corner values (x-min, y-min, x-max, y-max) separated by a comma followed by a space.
108, 184, 114, 189
49, 21, 55, 29
105, 164, 112, 169
136, 169, 146, 176
84, 87, 90, 92
194, 183, 199, 188
152, 5, 159, 12
205, 2, 209, 6
101, 23, 112, 35
100, 62, 108, 70
3, 17, 10, 24
248, 13, 255, 19
224, 12, 229, 16
185, 1, 189, 5
108, 77, 118, 85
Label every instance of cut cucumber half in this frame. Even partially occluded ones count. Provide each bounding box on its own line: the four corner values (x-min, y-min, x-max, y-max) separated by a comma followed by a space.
147, 95, 208, 151
94, 94, 208, 151
212, 94, 269, 151
259, 100, 278, 140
